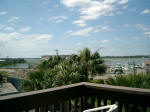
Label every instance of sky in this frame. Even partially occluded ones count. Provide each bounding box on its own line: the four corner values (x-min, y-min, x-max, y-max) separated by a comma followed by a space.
0, 0, 150, 58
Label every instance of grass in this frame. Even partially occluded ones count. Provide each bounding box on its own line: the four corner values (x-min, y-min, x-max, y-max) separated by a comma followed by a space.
106, 72, 150, 89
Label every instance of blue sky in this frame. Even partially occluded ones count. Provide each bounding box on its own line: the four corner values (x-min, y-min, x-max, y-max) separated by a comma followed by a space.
0, 0, 150, 58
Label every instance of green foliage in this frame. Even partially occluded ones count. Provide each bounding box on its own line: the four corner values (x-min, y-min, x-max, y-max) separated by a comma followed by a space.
38, 55, 63, 70
90, 79, 104, 84
21, 48, 106, 91
106, 73, 150, 89
0, 72, 7, 83
0, 58, 26, 67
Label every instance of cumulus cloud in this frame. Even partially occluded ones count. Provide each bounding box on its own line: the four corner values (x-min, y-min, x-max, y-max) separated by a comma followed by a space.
124, 24, 130, 27
133, 37, 139, 40
8, 17, 19, 22
48, 16, 68, 23
101, 40, 110, 43
36, 34, 52, 41
67, 27, 95, 37
19, 26, 31, 32
4, 27, 15, 31
114, 38, 119, 41
72, 19, 87, 27
118, 0, 128, 5
0, 32, 53, 50
0, 11, 7, 15
101, 26, 109, 30
140, 9, 150, 15
41, 1, 49, 5
76, 42, 82, 46
61, 0, 129, 26
135, 24, 150, 31
144, 32, 150, 38
116, 11, 122, 15
89, 40, 97, 44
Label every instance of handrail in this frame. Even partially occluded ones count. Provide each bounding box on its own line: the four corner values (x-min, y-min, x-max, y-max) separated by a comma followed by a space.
1, 82, 150, 112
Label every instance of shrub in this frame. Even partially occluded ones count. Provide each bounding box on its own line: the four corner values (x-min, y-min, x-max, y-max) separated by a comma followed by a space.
106, 73, 150, 89
90, 79, 104, 84
0, 72, 7, 83
21, 48, 106, 91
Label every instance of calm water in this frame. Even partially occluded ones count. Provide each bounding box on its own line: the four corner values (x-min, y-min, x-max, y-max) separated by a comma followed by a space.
0, 58, 149, 69
103, 58, 150, 65
0, 63, 29, 69
0, 58, 41, 69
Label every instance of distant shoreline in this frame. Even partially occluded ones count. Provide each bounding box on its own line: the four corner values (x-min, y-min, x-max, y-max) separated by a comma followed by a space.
102, 55, 150, 58
0, 55, 150, 59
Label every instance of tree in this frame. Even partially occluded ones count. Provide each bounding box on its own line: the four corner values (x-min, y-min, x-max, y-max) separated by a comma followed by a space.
22, 48, 106, 91
79, 48, 106, 81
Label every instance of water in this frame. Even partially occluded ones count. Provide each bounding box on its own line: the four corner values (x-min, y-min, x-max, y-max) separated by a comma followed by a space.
0, 58, 149, 69
104, 57, 150, 66
0, 63, 29, 69
25, 58, 41, 68
0, 58, 41, 69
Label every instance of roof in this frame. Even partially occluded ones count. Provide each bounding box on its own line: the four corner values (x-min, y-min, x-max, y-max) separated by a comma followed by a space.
0, 83, 18, 96
145, 61, 150, 65
0, 60, 5, 62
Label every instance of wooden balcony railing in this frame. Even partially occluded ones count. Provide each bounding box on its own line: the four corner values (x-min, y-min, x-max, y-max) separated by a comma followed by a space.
0, 82, 150, 112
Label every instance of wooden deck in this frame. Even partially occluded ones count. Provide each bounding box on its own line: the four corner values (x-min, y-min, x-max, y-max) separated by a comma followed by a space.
0, 82, 150, 112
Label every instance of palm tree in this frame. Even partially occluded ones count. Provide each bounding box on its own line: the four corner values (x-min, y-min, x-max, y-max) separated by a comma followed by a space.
22, 48, 106, 91
79, 48, 106, 81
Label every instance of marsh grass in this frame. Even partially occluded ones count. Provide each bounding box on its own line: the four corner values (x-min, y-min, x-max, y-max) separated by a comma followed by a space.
106, 72, 150, 89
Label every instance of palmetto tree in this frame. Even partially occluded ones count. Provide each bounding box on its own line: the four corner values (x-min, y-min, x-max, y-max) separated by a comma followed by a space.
38, 55, 63, 70
79, 48, 106, 81
22, 48, 106, 91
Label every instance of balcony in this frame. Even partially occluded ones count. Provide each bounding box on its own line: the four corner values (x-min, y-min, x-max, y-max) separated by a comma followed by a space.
0, 82, 150, 112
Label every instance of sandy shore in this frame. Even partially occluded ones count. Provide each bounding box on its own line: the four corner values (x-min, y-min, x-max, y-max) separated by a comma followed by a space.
0, 68, 34, 79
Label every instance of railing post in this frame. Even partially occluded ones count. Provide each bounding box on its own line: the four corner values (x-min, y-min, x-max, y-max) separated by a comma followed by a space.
39, 106, 48, 112
35, 107, 39, 112
67, 100, 71, 112
60, 102, 64, 112
51, 104, 55, 112
118, 102, 123, 112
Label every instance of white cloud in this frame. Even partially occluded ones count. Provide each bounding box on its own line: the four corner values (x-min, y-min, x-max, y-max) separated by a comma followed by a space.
93, 27, 100, 32
116, 11, 122, 15
72, 19, 87, 27
68, 27, 94, 37
135, 24, 150, 31
41, 2, 49, 5
101, 26, 109, 30
36, 34, 52, 41
108, 13, 114, 16
114, 38, 119, 41
19, 26, 31, 32
123, 5, 128, 9
0, 32, 53, 55
61, 0, 129, 26
48, 16, 68, 23
140, 9, 150, 15
133, 37, 139, 40
89, 40, 97, 44
0, 32, 21, 43
124, 24, 130, 27
76, 42, 82, 46
0, 11, 7, 15
9, 32, 20, 37
101, 40, 110, 43
8, 17, 19, 22
118, 0, 129, 5
4, 27, 15, 31
144, 32, 150, 38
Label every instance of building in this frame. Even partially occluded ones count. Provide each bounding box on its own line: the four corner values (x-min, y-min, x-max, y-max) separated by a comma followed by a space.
145, 61, 150, 72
